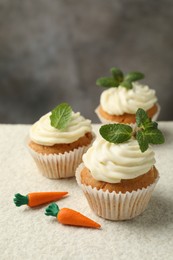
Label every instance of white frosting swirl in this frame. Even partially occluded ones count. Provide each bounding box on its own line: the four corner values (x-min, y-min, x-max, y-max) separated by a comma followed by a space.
100, 82, 157, 115
30, 112, 92, 146
83, 136, 155, 183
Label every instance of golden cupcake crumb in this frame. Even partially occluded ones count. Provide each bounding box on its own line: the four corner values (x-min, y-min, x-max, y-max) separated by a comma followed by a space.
98, 103, 158, 123
29, 132, 93, 155
80, 166, 158, 193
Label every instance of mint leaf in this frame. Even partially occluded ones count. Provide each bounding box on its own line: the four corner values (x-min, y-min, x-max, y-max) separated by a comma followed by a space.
144, 129, 165, 144
110, 67, 124, 83
136, 130, 149, 152
136, 108, 159, 129
136, 108, 149, 127
99, 124, 133, 143
124, 72, 144, 82
135, 108, 165, 151
50, 103, 72, 130
145, 121, 158, 130
120, 81, 133, 89
150, 121, 158, 129
96, 77, 119, 88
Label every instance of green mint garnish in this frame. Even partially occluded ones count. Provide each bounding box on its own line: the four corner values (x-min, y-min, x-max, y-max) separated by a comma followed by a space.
124, 72, 144, 82
136, 130, 149, 153
136, 108, 159, 130
142, 129, 165, 144
96, 77, 119, 88
99, 124, 133, 144
99, 108, 165, 152
135, 108, 165, 151
111, 68, 124, 83
136, 108, 150, 128
120, 81, 133, 90
96, 67, 144, 89
50, 103, 72, 130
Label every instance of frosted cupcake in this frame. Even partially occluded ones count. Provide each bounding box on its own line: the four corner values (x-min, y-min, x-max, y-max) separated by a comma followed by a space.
76, 108, 164, 220
95, 67, 160, 125
27, 103, 94, 179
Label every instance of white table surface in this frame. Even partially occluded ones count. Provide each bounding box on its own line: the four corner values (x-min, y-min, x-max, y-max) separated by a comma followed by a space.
0, 123, 173, 260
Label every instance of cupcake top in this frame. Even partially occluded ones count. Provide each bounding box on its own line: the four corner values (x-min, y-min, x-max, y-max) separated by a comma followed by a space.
100, 82, 157, 115
83, 108, 164, 184
30, 103, 92, 146
97, 67, 157, 115
83, 137, 155, 183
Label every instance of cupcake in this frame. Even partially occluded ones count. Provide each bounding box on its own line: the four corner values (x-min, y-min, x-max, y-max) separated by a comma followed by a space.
76, 108, 164, 220
27, 103, 94, 179
95, 67, 160, 125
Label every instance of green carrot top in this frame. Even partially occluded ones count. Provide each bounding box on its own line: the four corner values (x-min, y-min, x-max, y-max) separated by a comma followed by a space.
13, 193, 29, 207
45, 203, 60, 217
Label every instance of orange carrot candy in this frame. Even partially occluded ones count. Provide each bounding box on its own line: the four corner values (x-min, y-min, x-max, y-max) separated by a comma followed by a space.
13, 192, 68, 207
45, 203, 101, 229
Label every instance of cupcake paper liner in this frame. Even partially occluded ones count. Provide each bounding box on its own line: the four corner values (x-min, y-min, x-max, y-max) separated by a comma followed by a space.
27, 140, 92, 179
76, 163, 159, 220
95, 103, 160, 126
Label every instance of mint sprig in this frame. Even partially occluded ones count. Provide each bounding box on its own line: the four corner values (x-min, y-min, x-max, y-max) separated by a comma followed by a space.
50, 103, 72, 130
96, 67, 144, 89
99, 108, 165, 152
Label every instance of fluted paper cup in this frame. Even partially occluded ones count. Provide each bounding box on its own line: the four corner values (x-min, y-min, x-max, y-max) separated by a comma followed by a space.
26, 135, 94, 179
76, 163, 159, 220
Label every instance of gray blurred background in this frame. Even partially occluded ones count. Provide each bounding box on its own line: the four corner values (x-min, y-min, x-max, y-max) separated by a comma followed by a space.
0, 0, 173, 124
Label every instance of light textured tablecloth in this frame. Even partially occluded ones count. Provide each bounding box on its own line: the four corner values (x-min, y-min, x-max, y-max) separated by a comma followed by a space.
0, 123, 173, 260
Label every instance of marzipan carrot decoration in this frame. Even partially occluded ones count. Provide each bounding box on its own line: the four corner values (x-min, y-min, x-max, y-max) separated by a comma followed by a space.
45, 203, 101, 229
13, 192, 68, 207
